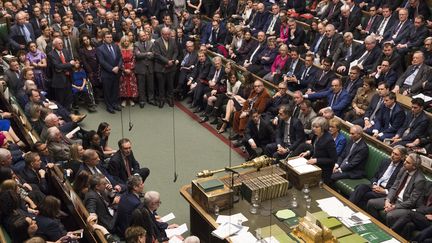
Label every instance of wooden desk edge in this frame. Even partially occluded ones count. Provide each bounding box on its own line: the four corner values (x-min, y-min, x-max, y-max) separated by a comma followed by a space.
323, 184, 407, 243
180, 183, 407, 243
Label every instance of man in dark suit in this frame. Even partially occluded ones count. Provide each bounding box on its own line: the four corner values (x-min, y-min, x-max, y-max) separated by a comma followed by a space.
306, 78, 351, 117
406, 0, 430, 20
243, 31, 267, 68
281, 48, 304, 88
174, 41, 198, 101
337, 4, 361, 34
367, 153, 426, 226
372, 5, 397, 38
249, 3, 269, 35
395, 15, 429, 56
367, 92, 406, 141
200, 20, 227, 55
142, 0, 162, 20
322, 0, 343, 25
332, 32, 361, 71
373, 60, 398, 89
372, 43, 403, 76
30, 7, 43, 38
331, 125, 369, 181
239, 110, 274, 160
153, 27, 179, 108
391, 98, 429, 146
265, 105, 306, 160
285, 18, 306, 48
96, 32, 123, 114
307, 22, 326, 55
383, 8, 412, 46
84, 174, 117, 232
355, 82, 390, 127
393, 51, 432, 95
350, 146, 407, 209
60, 24, 79, 60
47, 37, 75, 110
4, 59, 23, 95
20, 152, 49, 194
318, 24, 342, 59
134, 31, 156, 108
187, 52, 212, 104
342, 66, 364, 101
115, 175, 144, 237
357, 5, 383, 38
306, 58, 336, 92
78, 13, 98, 38
108, 138, 150, 185
263, 4, 281, 37
57, 0, 74, 18
337, 35, 381, 74
290, 53, 318, 91
8, 11, 36, 53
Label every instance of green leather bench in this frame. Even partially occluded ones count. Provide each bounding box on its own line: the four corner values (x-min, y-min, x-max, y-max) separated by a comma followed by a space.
333, 130, 390, 197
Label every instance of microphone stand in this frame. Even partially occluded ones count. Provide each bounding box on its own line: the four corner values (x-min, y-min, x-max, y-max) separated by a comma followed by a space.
225, 167, 240, 203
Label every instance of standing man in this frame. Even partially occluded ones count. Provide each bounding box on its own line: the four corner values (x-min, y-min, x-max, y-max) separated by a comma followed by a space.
96, 32, 123, 114
8, 11, 35, 53
153, 27, 179, 108
47, 38, 75, 110
134, 31, 156, 108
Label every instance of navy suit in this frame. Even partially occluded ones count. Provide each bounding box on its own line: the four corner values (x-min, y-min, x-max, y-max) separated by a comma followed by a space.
285, 27, 306, 47
8, 23, 36, 52
19, 166, 48, 194
348, 46, 381, 73
35, 215, 67, 241
243, 118, 274, 158
96, 43, 123, 110
309, 70, 336, 92
265, 117, 306, 159
371, 103, 406, 140
115, 192, 142, 237
350, 158, 403, 208
308, 89, 351, 117
332, 138, 369, 180
310, 132, 337, 184
383, 20, 413, 45
250, 11, 269, 34
78, 164, 123, 190
395, 111, 429, 145
298, 65, 319, 90
375, 70, 398, 89
108, 150, 150, 184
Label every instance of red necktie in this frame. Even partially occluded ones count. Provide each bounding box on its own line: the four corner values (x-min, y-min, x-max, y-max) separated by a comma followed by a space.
59, 51, 66, 64
393, 173, 409, 202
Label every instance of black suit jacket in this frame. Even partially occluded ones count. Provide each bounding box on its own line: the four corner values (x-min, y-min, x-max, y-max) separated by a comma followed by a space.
311, 132, 337, 184
19, 166, 48, 193
337, 138, 369, 179
275, 117, 306, 152
396, 64, 432, 94
349, 46, 381, 73
364, 94, 383, 120
108, 150, 140, 184
371, 158, 404, 189
323, 1, 343, 25
96, 43, 123, 78
371, 15, 397, 35
375, 69, 398, 89
47, 49, 74, 88
298, 65, 319, 89
383, 20, 413, 45
397, 111, 429, 142
373, 52, 404, 75
319, 34, 342, 59
244, 118, 274, 146
280, 58, 304, 80
84, 189, 115, 231
153, 37, 179, 73
309, 70, 336, 92
286, 27, 306, 47
375, 103, 406, 135
4, 69, 23, 95
35, 215, 67, 241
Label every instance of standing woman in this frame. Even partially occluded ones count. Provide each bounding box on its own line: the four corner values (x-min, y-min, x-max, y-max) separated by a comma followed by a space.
25, 42, 47, 90
186, 0, 201, 14
300, 117, 337, 184
119, 36, 138, 107
79, 34, 101, 102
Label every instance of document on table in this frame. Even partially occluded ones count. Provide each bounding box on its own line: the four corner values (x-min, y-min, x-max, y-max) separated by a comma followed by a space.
287, 157, 308, 167
212, 222, 242, 239
161, 212, 175, 223
230, 232, 257, 243
317, 197, 354, 218
263, 236, 280, 243
165, 223, 188, 238
294, 164, 320, 174
216, 213, 248, 224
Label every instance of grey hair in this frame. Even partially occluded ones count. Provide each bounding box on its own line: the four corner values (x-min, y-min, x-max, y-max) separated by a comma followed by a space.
0, 148, 11, 164
312, 116, 329, 131
407, 153, 422, 168
144, 191, 160, 205
184, 236, 200, 243
46, 127, 60, 142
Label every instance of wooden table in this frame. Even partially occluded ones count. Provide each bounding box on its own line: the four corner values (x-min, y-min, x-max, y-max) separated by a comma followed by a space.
180, 174, 407, 243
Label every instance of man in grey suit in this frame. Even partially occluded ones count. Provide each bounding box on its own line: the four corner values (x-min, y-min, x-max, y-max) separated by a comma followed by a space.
4, 59, 23, 95
153, 27, 179, 108
134, 31, 156, 108
367, 153, 426, 227
393, 51, 432, 95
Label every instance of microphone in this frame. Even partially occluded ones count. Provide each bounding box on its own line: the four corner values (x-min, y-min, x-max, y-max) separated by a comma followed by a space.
173, 172, 178, 182
225, 167, 239, 175
129, 121, 133, 131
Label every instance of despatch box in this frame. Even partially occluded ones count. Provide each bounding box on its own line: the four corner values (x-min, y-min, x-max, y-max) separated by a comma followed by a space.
279, 158, 322, 190
191, 177, 233, 213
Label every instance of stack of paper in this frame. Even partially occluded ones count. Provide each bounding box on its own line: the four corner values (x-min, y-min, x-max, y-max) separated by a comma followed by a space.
230, 232, 257, 243
165, 224, 188, 238
212, 222, 242, 239
287, 157, 320, 174
216, 213, 248, 224
316, 197, 354, 218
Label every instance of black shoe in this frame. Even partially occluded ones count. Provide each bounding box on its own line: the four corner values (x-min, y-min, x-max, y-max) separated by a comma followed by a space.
107, 108, 115, 114
113, 105, 122, 111
210, 118, 219, 125
232, 140, 243, 148
158, 100, 165, 108
87, 106, 97, 113
199, 116, 209, 123
139, 102, 145, 108
200, 112, 208, 117
167, 99, 174, 107
229, 134, 240, 140
148, 100, 157, 106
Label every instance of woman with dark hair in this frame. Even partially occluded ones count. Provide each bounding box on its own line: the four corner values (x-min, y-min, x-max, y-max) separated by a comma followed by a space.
25, 41, 47, 90
97, 122, 116, 157
79, 34, 101, 101
85, 130, 106, 162
9, 215, 38, 243
73, 170, 91, 199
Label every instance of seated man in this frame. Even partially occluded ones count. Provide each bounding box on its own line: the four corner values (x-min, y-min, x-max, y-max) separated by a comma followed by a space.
306, 58, 336, 93
46, 127, 73, 162
286, 53, 318, 91
230, 80, 271, 141
366, 92, 406, 141
144, 191, 178, 233
373, 60, 398, 89
305, 78, 350, 117
298, 100, 317, 136
108, 138, 150, 184
354, 82, 390, 128
367, 153, 426, 227
349, 146, 407, 209
262, 81, 291, 122
391, 98, 429, 146
393, 51, 432, 96
265, 105, 306, 160
84, 174, 118, 232
238, 110, 274, 160
331, 125, 368, 181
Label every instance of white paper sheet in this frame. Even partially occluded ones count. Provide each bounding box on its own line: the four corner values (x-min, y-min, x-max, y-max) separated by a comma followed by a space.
294, 164, 320, 174
216, 213, 248, 224
165, 223, 188, 238
287, 157, 308, 167
263, 236, 280, 243
211, 222, 242, 239
168, 236, 183, 243
161, 212, 175, 223
230, 232, 257, 243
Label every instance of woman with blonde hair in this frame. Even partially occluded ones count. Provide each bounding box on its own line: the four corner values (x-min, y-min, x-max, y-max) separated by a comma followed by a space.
119, 35, 138, 107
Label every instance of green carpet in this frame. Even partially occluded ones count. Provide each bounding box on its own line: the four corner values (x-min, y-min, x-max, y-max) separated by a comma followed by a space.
79, 102, 245, 230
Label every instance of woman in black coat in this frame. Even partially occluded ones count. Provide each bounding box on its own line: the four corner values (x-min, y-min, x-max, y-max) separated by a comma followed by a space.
300, 117, 337, 184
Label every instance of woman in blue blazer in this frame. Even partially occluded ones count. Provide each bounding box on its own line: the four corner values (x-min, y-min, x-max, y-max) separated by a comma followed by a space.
329, 118, 347, 156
